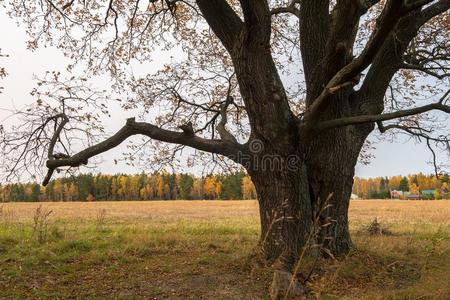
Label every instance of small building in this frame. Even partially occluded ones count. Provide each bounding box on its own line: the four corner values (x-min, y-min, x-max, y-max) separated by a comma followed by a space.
421, 189, 436, 199
390, 190, 404, 199
405, 193, 420, 200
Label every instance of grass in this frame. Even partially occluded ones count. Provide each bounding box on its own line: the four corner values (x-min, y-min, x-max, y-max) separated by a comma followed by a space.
0, 200, 449, 299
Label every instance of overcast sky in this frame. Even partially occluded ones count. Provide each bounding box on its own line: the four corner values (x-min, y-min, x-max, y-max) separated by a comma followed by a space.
0, 11, 437, 179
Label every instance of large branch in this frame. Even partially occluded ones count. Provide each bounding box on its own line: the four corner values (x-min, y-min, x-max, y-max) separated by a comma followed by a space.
316, 90, 450, 132
43, 117, 242, 185
299, 0, 330, 91
237, 0, 272, 48
330, 0, 410, 79
417, 0, 450, 24
304, 0, 379, 103
304, 0, 435, 125
239, 0, 271, 23
195, 0, 243, 54
357, 0, 450, 115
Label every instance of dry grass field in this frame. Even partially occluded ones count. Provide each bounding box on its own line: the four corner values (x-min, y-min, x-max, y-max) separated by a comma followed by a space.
1, 200, 449, 299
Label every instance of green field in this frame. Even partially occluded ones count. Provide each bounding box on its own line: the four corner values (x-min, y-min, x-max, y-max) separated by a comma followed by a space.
1, 200, 449, 299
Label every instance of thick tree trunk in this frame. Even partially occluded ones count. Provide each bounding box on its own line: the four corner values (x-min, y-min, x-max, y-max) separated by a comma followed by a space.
249, 154, 313, 299
307, 125, 371, 256
249, 134, 365, 259
249, 160, 313, 299
246, 114, 372, 299
252, 166, 312, 266
249, 143, 364, 298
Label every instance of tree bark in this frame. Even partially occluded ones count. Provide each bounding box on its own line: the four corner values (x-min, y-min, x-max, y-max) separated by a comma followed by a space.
249, 160, 313, 299
250, 132, 369, 261
307, 126, 370, 255
251, 165, 312, 267
242, 90, 374, 300
306, 91, 373, 256
247, 124, 371, 298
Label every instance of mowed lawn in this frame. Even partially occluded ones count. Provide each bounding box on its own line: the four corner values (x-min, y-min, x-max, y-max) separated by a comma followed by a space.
0, 200, 449, 299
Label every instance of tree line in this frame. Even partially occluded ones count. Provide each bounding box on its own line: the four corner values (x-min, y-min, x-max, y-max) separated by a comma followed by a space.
1, 172, 449, 202
353, 173, 450, 199
0, 172, 257, 202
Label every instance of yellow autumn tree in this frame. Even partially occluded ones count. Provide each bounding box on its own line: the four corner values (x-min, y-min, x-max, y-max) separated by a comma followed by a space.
204, 177, 221, 199
130, 175, 140, 199
389, 176, 402, 191
156, 175, 165, 199
140, 182, 153, 200
409, 183, 420, 195
242, 176, 256, 200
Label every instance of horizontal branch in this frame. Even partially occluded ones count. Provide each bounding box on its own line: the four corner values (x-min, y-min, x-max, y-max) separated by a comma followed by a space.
377, 121, 450, 176
43, 117, 243, 185
316, 90, 450, 132
400, 62, 449, 79
377, 123, 444, 140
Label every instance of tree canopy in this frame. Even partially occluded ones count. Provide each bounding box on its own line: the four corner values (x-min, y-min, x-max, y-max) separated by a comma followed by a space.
0, 0, 448, 183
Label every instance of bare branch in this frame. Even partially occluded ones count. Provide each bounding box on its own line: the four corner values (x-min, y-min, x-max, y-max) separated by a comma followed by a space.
400, 62, 449, 79
42, 117, 243, 185
217, 96, 238, 143
61, 0, 75, 11
299, 0, 330, 90
377, 120, 450, 176
47, 114, 69, 160
417, 0, 450, 26
316, 90, 450, 132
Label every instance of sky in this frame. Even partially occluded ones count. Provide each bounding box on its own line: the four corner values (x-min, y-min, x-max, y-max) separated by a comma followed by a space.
0, 10, 438, 179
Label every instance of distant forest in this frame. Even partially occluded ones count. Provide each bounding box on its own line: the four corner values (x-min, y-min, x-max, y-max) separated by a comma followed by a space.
0, 172, 256, 202
353, 173, 450, 199
1, 172, 449, 202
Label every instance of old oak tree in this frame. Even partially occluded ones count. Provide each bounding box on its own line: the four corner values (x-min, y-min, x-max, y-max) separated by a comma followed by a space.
1, 0, 449, 297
